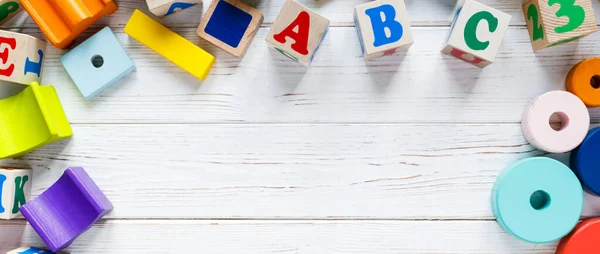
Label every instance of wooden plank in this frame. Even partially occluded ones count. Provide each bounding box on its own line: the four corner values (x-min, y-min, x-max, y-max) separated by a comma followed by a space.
19, 26, 600, 124
1, 123, 598, 219
0, 220, 557, 253
2, 0, 600, 27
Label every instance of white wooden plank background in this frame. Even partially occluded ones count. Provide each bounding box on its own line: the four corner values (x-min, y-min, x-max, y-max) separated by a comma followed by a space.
1, 0, 598, 253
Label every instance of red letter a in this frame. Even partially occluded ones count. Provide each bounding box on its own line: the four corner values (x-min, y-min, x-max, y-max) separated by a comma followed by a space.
273, 11, 310, 56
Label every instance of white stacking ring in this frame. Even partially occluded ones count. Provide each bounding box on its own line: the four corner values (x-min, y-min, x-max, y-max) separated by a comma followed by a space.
521, 91, 589, 153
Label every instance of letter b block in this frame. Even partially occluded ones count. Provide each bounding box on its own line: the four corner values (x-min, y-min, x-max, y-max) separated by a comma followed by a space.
441, 0, 511, 68
0, 168, 32, 220
523, 0, 597, 51
354, 0, 413, 60
265, 0, 329, 67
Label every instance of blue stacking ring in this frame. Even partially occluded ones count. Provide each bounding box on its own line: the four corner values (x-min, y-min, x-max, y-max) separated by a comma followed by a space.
491, 157, 583, 244
571, 127, 600, 196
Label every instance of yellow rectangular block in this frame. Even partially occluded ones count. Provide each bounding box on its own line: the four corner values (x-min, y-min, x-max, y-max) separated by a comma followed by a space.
124, 9, 215, 81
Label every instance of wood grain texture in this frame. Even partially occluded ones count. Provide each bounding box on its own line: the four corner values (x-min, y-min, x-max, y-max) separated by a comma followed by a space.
0, 123, 599, 219
22, 26, 600, 124
0, 220, 558, 253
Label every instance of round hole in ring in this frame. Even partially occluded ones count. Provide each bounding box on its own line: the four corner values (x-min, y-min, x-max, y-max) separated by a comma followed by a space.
549, 112, 569, 131
591, 75, 600, 89
530, 190, 551, 210
91, 55, 104, 68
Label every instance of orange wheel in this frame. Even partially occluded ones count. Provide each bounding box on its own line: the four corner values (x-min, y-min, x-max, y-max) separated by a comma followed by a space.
556, 218, 600, 254
566, 58, 600, 107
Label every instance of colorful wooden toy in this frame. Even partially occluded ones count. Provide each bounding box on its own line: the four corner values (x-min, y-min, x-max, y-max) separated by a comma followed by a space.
0, 0, 23, 25
0, 82, 72, 159
146, 0, 199, 17
523, 0, 597, 51
521, 91, 589, 153
20, 167, 113, 252
7, 246, 65, 253
566, 58, 600, 107
197, 0, 264, 58
492, 157, 583, 244
60, 27, 135, 99
353, 0, 413, 60
441, 0, 511, 68
125, 9, 215, 81
556, 218, 600, 254
265, 0, 330, 67
570, 127, 600, 195
0, 168, 32, 220
20, 0, 118, 49
0, 30, 46, 85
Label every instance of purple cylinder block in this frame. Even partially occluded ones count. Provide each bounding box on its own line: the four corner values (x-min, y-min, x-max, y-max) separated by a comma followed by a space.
20, 167, 113, 251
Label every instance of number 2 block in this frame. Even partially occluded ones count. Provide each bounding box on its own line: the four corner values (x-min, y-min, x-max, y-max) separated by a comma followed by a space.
441, 0, 511, 68
524, 0, 597, 50
265, 0, 329, 67
354, 0, 414, 60
0, 168, 32, 220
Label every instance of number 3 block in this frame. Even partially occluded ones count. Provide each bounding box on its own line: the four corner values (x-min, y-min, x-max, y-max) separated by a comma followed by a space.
441, 0, 511, 68
523, 0, 597, 50
354, 0, 414, 60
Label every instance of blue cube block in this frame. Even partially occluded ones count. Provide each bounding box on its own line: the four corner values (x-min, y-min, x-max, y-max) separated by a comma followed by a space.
60, 27, 135, 99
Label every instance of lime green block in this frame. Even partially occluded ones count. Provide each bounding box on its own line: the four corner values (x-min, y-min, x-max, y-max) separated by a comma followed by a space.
0, 82, 72, 159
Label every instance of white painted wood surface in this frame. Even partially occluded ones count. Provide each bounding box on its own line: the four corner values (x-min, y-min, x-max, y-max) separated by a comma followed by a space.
1, 0, 599, 253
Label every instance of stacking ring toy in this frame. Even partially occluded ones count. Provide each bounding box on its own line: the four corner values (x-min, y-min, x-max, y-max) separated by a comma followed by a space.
566, 58, 600, 107
556, 218, 600, 254
491, 157, 583, 244
521, 91, 589, 153
570, 127, 600, 195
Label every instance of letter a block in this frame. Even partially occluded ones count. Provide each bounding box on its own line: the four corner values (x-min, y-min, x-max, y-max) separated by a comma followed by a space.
441, 0, 511, 68
354, 0, 413, 60
523, 0, 597, 51
197, 0, 263, 58
0, 168, 32, 220
0, 30, 46, 85
265, 0, 329, 67
146, 0, 200, 17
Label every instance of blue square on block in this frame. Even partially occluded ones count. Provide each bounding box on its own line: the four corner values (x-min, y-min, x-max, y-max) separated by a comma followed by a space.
60, 27, 136, 99
204, 0, 252, 48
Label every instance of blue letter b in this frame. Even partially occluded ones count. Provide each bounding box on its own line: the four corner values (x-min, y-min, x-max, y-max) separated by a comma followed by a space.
365, 4, 403, 47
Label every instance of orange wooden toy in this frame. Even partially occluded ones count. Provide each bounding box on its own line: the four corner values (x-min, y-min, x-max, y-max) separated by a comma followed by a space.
566, 58, 600, 107
21, 0, 118, 49
556, 218, 600, 254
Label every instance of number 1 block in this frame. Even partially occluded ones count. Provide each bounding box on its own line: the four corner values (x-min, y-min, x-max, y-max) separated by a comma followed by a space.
354, 0, 414, 60
524, 0, 597, 50
441, 0, 511, 68
0, 168, 32, 220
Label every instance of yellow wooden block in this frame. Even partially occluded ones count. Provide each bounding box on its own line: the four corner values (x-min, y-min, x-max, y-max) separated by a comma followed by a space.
0, 82, 72, 159
124, 9, 215, 81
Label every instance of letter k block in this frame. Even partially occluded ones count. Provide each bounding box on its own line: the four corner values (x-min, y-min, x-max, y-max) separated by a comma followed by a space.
354, 0, 414, 60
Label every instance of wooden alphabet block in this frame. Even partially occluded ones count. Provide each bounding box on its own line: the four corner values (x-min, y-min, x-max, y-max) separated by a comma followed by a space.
21, 167, 112, 252
60, 27, 135, 98
523, 0, 597, 50
7, 246, 66, 253
21, 0, 117, 49
0, 30, 46, 85
265, 0, 329, 67
441, 0, 511, 68
197, 0, 263, 58
0, 168, 32, 220
146, 0, 199, 17
354, 0, 414, 60
125, 9, 215, 81
0, 0, 23, 25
